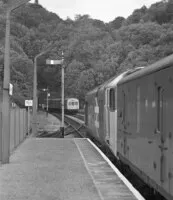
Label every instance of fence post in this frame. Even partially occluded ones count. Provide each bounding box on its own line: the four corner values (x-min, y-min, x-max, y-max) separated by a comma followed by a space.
25, 109, 27, 135
14, 108, 16, 147
0, 112, 2, 162
18, 108, 21, 145
23, 109, 25, 138
20, 109, 23, 142
10, 109, 14, 152
16, 109, 19, 146
22, 109, 24, 140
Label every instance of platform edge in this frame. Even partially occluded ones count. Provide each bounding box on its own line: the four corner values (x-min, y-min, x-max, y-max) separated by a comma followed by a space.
87, 138, 145, 200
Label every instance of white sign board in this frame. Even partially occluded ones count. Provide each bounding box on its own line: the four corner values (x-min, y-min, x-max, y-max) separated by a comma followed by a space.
25, 100, 33, 107
46, 59, 62, 65
9, 83, 13, 95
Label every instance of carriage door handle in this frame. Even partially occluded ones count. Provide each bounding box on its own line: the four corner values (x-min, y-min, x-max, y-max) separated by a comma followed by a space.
158, 145, 168, 151
154, 129, 160, 134
148, 141, 153, 144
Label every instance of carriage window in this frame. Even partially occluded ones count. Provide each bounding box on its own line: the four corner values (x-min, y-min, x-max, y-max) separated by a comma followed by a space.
136, 86, 140, 133
109, 88, 115, 110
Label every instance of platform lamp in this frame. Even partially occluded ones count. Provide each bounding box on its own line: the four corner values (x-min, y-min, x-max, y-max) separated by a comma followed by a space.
1, 0, 30, 164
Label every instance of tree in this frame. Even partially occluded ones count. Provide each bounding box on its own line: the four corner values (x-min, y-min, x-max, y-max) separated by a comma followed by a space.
76, 69, 95, 100
11, 55, 33, 98
147, 1, 168, 24
65, 60, 86, 96
109, 16, 125, 30
125, 6, 147, 25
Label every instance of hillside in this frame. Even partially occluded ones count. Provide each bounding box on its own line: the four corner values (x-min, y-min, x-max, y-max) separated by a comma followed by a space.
1, 0, 173, 104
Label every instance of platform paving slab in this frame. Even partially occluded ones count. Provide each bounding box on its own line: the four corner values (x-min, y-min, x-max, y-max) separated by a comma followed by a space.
0, 138, 144, 200
0, 138, 101, 200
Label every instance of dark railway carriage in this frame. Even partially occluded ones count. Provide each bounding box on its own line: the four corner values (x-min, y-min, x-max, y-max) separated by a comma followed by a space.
117, 55, 173, 200
48, 98, 61, 112
48, 98, 79, 114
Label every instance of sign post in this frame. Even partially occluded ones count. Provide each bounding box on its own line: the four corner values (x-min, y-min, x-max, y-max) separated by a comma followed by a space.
25, 100, 33, 135
27, 106, 30, 135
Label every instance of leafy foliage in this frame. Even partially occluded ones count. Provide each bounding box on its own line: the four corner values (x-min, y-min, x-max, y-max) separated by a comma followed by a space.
1, 1, 173, 106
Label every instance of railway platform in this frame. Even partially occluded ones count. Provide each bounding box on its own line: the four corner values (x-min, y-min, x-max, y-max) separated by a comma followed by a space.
0, 137, 145, 200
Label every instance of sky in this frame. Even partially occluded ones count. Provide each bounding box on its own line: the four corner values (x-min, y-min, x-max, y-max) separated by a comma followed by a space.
30, 0, 159, 22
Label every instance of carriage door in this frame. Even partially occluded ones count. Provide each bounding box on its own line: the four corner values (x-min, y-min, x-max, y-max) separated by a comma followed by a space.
156, 86, 167, 184
122, 91, 127, 156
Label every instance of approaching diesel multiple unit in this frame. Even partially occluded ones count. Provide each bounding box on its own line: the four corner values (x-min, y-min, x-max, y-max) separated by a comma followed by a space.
85, 54, 173, 200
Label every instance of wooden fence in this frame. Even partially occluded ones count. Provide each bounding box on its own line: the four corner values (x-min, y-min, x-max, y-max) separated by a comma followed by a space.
0, 103, 32, 162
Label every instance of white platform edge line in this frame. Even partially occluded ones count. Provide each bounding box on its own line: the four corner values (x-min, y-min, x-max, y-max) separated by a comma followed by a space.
87, 138, 146, 200
74, 139, 104, 200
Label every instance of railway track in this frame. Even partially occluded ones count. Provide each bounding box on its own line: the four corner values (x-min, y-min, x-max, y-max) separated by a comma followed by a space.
38, 113, 87, 138
74, 113, 85, 121
64, 114, 87, 138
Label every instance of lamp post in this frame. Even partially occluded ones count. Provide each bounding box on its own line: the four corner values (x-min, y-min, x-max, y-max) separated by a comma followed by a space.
32, 43, 54, 136
1, 0, 30, 164
61, 52, 64, 137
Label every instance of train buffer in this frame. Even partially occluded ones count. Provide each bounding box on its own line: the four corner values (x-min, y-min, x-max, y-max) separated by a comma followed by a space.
0, 138, 145, 200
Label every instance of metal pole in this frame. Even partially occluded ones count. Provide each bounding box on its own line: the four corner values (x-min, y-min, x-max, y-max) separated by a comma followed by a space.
61, 55, 64, 138
27, 106, 30, 135
46, 88, 48, 116
2, 11, 10, 164
32, 56, 37, 136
